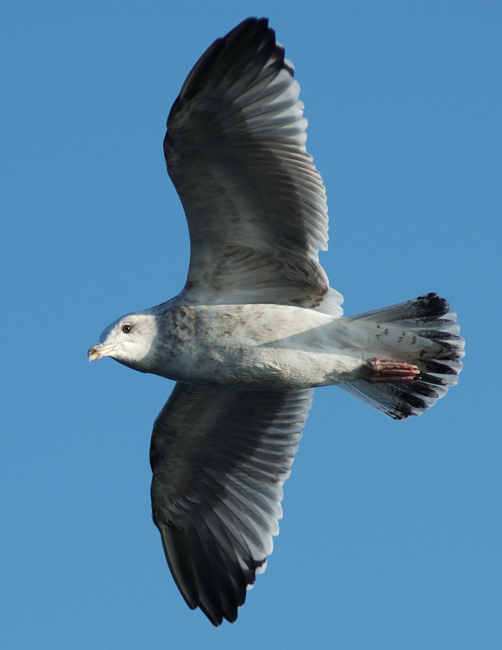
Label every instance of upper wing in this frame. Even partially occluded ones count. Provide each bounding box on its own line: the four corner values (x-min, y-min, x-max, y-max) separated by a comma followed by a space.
150, 382, 313, 625
164, 17, 343, 316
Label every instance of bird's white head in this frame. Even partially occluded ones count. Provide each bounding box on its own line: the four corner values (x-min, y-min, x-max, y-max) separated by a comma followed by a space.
88, 312, 158, 371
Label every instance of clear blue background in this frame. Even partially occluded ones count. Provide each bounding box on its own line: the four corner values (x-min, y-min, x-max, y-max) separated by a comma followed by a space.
2, 2, 500, 648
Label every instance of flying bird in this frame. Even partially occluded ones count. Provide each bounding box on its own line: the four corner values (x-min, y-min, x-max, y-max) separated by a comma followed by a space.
88, 17, 464, 626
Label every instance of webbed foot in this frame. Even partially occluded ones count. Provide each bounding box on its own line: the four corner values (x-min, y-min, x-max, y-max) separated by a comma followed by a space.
360, 358, 421, 384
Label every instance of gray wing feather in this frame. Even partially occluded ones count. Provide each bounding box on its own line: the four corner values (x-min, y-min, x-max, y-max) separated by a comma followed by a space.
164, 17, 343, 316
150, 381, 312, 625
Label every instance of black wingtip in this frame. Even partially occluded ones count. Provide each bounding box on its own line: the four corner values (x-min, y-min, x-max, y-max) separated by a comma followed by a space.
172, 17, 276, 106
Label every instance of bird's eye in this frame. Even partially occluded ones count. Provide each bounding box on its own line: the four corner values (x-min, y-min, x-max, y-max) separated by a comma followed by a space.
121, 323, 132, 334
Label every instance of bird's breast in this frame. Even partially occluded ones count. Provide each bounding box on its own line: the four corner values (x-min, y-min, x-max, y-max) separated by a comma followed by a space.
148, 302, 364, 389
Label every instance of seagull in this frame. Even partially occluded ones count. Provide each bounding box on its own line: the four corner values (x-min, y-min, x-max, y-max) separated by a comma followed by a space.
88, 17, 464, 626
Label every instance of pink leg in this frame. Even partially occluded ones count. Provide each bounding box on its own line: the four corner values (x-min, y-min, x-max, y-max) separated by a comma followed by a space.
360, 358, 421, 384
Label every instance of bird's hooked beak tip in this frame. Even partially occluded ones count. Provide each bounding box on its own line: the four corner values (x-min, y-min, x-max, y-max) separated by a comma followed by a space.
88, 345, 102, 362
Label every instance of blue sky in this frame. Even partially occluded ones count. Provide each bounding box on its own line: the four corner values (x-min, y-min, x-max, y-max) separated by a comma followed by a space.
1, 2, 500, 648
